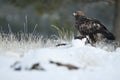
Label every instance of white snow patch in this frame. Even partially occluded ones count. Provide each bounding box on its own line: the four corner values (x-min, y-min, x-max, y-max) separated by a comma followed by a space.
71, 38, 86, 47
0, 39, 120, 80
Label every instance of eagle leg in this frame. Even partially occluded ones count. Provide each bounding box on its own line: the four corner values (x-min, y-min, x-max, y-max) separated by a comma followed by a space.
88, 34, 96, 44
85, 36, 90, 44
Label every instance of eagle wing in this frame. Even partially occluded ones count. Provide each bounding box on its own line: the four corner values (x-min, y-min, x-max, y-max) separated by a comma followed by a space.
91, 19, 115, 40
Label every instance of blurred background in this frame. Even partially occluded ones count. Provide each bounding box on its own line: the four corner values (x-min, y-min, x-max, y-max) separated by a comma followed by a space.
0, 0, 120, 40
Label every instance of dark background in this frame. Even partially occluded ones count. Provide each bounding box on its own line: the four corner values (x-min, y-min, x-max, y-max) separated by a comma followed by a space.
0, 0, 119, 39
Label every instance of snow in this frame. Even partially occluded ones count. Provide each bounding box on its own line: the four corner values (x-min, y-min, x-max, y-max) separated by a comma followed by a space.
0, 39, 120, 80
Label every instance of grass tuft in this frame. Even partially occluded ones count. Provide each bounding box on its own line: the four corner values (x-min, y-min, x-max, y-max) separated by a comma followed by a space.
51, 25, 74, 42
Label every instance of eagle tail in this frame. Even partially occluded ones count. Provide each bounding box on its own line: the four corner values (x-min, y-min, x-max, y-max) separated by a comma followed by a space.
102, 29, 115, 40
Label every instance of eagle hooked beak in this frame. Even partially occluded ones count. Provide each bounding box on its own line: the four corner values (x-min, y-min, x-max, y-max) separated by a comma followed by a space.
73, 12, 77, 16
73, 11, 84, 16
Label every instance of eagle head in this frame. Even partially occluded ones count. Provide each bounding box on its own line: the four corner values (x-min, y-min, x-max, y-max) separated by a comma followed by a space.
73, 11, 84, 17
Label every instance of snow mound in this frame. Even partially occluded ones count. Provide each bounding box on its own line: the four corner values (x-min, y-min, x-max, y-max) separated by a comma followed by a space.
0, 39, 120, 80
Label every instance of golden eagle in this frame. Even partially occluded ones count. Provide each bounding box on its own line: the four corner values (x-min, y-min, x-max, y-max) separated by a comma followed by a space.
73, 11, 115, 44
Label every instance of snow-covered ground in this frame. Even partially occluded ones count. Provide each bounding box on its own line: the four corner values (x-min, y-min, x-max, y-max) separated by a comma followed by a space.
0, 39, 120, 80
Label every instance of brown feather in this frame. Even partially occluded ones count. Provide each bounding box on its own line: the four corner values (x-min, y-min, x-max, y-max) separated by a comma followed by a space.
73, 11, 115, 44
